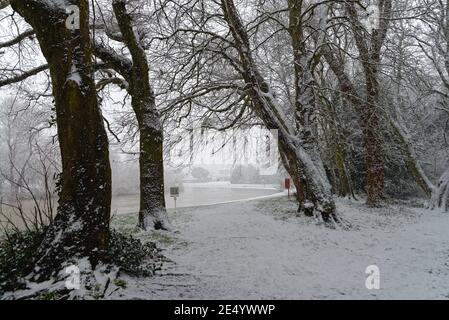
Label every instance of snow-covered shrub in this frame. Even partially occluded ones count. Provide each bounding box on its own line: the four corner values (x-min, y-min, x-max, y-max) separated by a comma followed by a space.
0, 229, 164, 297
107, 230, 164, 277
0, 229, 46, 293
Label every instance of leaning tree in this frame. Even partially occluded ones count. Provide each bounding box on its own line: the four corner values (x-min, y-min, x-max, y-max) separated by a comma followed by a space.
218, 0, 339, 222
152, 0, 340, 222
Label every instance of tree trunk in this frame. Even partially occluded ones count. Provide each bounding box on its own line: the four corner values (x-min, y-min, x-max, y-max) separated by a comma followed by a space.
362, 87, 385, 206
318, 90, 355, 198
112, 0, 171, 230
429, 168, 449, 211
321, 48, 386, 205
346, 1, 391, 206
221, 0, 339, 222
334, 144, 352, 197
320, 1, 392, 206
287, 0, 337, 218
10, 0, 112, 278
389, 117, 434, 198
387, 110, 449, 211
135, 102, 171, 230
279, 135, 337, 221
395, 126, 449, 211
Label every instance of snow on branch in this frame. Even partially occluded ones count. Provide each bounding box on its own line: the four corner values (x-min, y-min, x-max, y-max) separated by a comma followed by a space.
0, 29, 35, 49
0, 64, 49, 87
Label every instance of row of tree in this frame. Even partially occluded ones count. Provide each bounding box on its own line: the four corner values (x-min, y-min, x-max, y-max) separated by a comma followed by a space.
0, 0, 448, 280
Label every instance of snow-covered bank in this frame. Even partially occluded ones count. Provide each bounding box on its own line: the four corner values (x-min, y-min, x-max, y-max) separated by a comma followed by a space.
110, 197, 449, 300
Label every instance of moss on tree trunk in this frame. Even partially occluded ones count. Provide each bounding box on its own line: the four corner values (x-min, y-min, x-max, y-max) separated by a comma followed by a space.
11, 0, 112, 279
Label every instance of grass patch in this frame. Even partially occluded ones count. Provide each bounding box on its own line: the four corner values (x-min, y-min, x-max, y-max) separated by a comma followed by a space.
113, 278, 127, 289
255, 196, 299, 221
149, 232, 175, 246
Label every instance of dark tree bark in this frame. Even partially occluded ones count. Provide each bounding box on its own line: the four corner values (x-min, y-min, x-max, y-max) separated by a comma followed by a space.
320, 0, 392, 206
323, 46, 384, 205
221, 0, 338, 223
318, 90, 355, 199
362, 83, 385, 206
112, 0, 170, 231
345, 1, 392, 206
288, 0, 331, 215
10, 0, 112, 278
94, 0, 171, 231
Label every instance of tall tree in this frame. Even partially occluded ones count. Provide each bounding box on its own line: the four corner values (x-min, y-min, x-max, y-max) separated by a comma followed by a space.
287, 0, 335, 213
321, 0, 392, 206
8, 0, 112, 278
220, 0, 339, 222
0, 0, 172, 231
94, 0, 171, 230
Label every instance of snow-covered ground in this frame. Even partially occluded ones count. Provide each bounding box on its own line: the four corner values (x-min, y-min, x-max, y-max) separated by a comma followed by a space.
110, 196, 449, 300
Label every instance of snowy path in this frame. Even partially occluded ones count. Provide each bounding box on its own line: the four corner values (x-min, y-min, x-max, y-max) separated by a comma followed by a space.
112, 197, 449, 300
